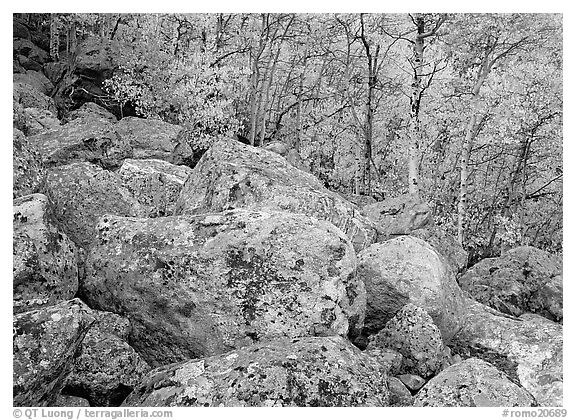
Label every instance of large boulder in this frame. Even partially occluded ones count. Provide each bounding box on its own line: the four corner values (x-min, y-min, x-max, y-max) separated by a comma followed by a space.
82, 209, 364, 367
174, 137, 376, 252
63, 311, 150, 407
13, 20, 31, 39
114, 117, 182, 160
13, 299, 95, 407
13, 38, 49, 65
459, 246, 562, 321
362, 194, 432, 240
29, 116, 132, 169
452, 298, 562, 406
414, 358, 536, 407
367, 303, 450, 378
13, 194, 78, 313
123, 336, 389, 407
411, 225, 468, 273
13, 70, 54, 95
118, 159, 192, 217
67, 102, 117, 123
13, 128, 46, 198
75, 36, 114, 76
357, 236, 466, 341
13, 81, 57, 115
44, 162, 144, 249
20, 107, 61, 135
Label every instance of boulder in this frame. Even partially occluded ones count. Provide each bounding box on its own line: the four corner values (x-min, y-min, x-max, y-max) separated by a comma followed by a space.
411, 225, 468, 273
118, 159, 192, 217
13, 194, 79, 313
13, 59, 26, 74
13, 299, 95, 407
44, 162, 144, 249
414, 358, 536, 407
398, 374, 426, 392
357, 236, 466, 340
17, 54, 43, 72
174, 137, 376, 252
459, 246, 562, 321
67, 102, 117, 123
13, 38, 49, 64
75, 36, 114, 76
123, 336, 389, 407
264, 141, 290, 156
114, 117, 182, 160
13, 81, 57, 115
64, 311, 150, 407
362, 194, 432, 240
13, 70, 54, 95
21, 107, 61, 135
387, 377, 413, 407
29, 116, 132, 169
82, 209, 364, 366
452, 299, 562, 406
367, 303, 450, 378
13, 128, 46, 198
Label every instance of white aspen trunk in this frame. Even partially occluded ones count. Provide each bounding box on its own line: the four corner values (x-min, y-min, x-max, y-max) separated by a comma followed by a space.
49, 14, 60, 62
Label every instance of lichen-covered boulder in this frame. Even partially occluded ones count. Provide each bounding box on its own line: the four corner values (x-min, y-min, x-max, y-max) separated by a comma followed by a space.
44, 162, 144, 249
13, 70, 54, 95
175, 137, 376, 252
123, 336, 389, 407
357, 236, 466, 340
29, 116, 132, 169
118, 159, 192, 217
21, 107, 61, 135
414, 358, 536, 407
452, 299, 562, 406
115, 117, 182, 160
411, 225, 468, 273
459, 246, 562, 321
361, 194, 432, 240
13, 299, 95, 407
63, 311, 150, 407
13, 81, 57, 115
13, 194, 78, 313
75, 36, 114, 76
367, 303, 450, 378
67, 102, 117, 123
82, 209, 364, 367
13, 128, 46, 198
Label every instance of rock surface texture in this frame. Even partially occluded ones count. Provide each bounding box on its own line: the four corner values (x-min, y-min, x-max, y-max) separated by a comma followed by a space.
114, 117, 181, 160
13, 194, 78, 313
13, 128, 46, 198
357, 236, 466, 340
459, 246, 562, 321
45, 162, 144, 249
82, 209, 364, 366
175, 137, 376, 252
13, 299, 95, 407
118, 158, 192, 217
453, 298, 562, 406
367, 303, 450, 378
361, 194, 432, 240
29, 116, 132, 169
414, 358, 537, 407
123, 336, 389, 407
